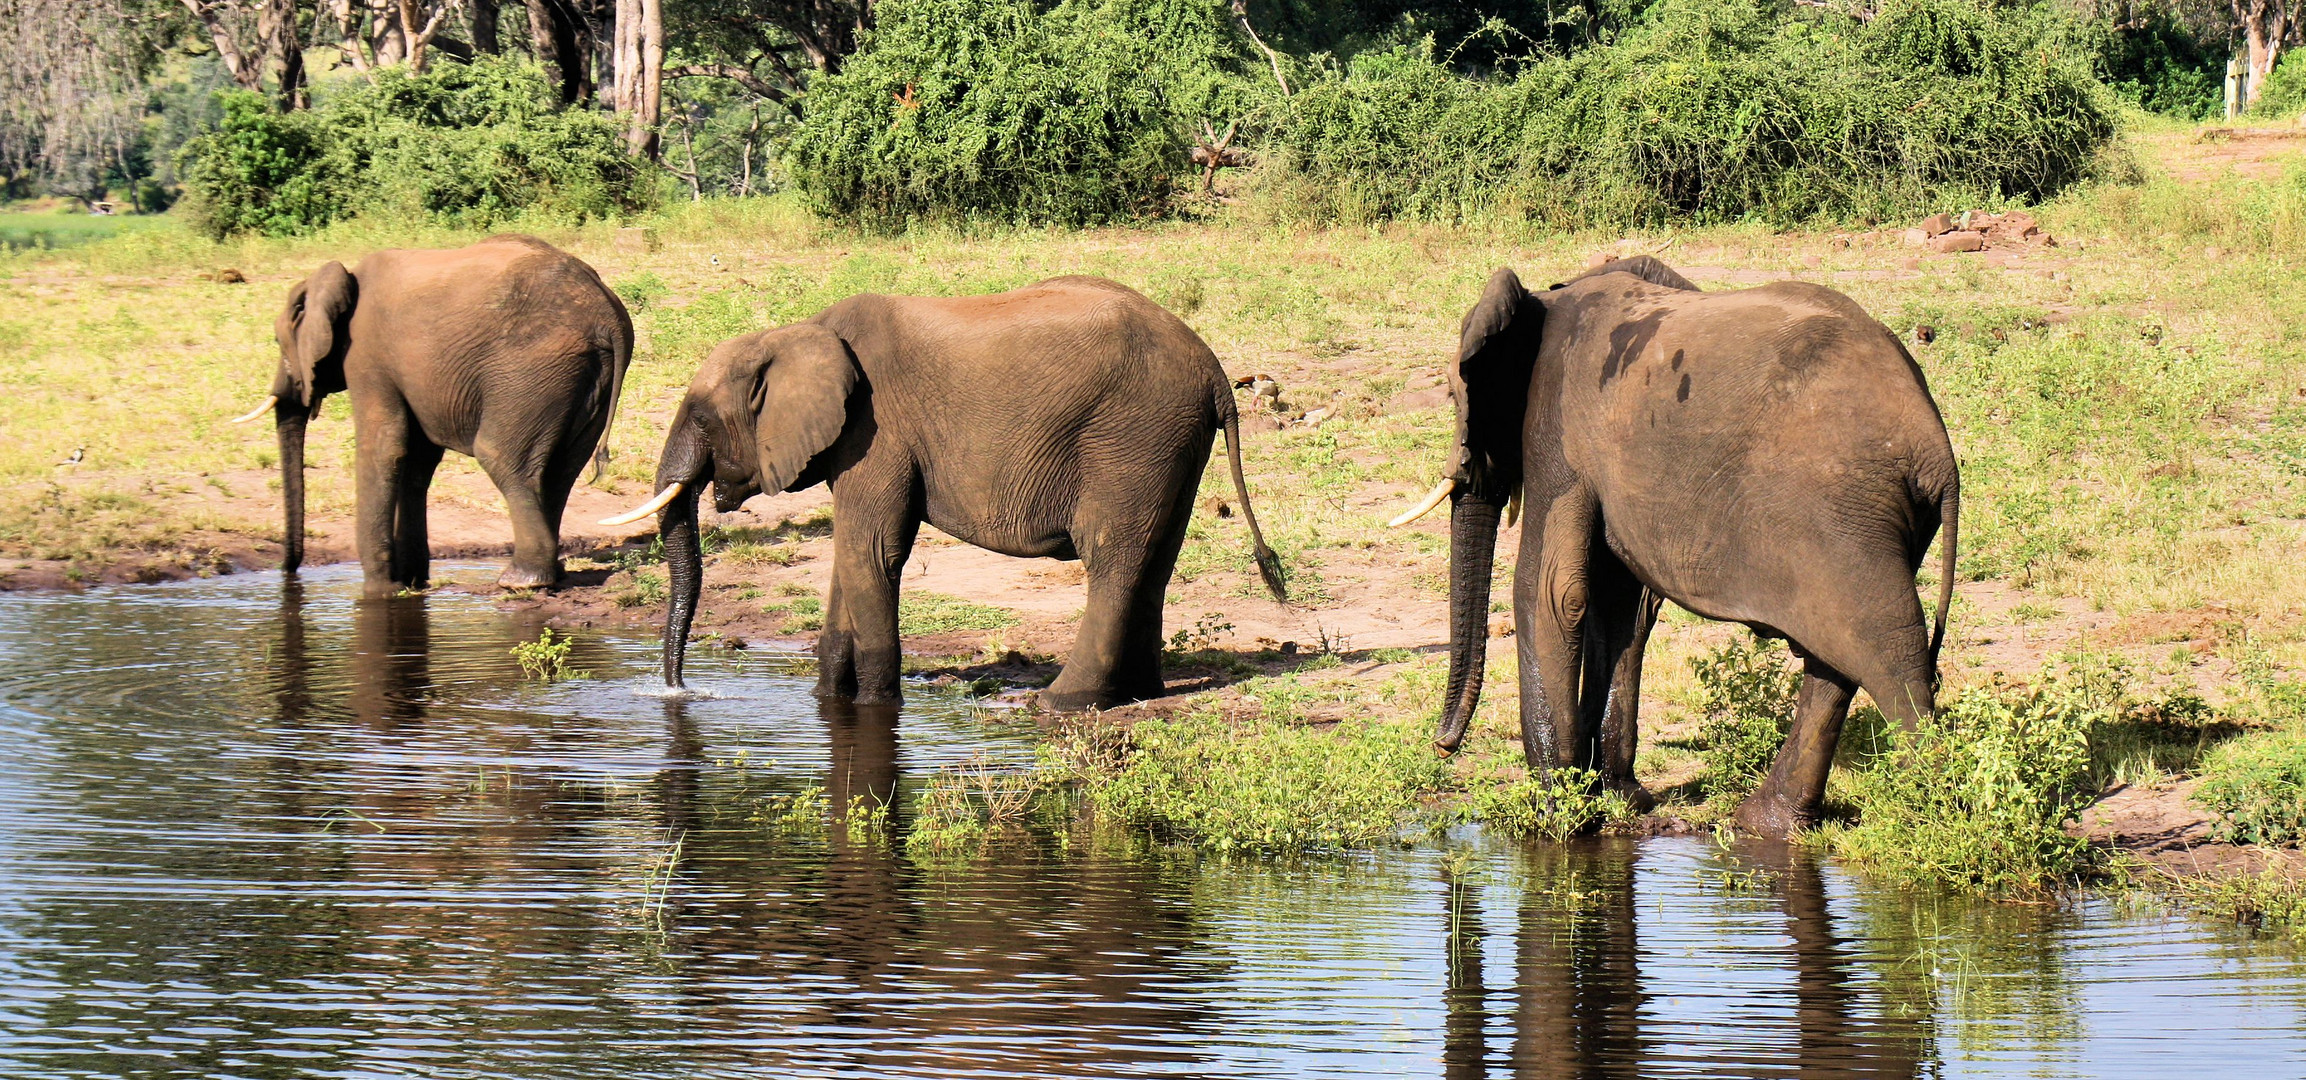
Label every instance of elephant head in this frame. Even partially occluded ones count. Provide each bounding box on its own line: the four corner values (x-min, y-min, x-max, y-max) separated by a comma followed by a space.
601, 324, 859, 687
230, 262, 357, 573
1395, 257, 1700, 753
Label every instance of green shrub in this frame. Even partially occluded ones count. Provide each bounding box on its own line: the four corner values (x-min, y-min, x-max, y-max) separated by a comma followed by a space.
2195, 732, 2306, 847
2253, 49, 2306, 118
1830, 672, 2110, 895
1692, 633, 1801, 799
1088, 711, 1448, 852
176, 58, 645, 238
787, 0, 1258, 226
1475, 767, 1629, 840
1250, 0, 2119, 228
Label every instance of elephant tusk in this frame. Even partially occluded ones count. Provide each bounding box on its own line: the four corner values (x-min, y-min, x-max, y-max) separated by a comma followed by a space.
1506, 492, 1523, 529
598, 482, 686, 526
1387, 478, 1457, 528
227, 395, 279, 425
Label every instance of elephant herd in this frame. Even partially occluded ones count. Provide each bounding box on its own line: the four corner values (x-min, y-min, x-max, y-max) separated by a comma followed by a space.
228, 233, 1959, 837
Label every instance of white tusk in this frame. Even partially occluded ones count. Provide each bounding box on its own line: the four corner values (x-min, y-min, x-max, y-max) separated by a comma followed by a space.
227, 395, 279, 425
1387, 478, 1457, 528
597, 482, 686, 526
1506, 492, 1523, 529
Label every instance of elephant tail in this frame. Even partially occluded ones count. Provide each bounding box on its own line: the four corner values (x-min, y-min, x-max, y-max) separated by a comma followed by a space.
589, 324, 633, 484
1217, 383, 1287, 603
1928, 479, 1959, 686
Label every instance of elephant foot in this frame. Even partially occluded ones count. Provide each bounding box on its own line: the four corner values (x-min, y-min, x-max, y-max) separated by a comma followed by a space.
1609, 780, 1657, 814
498, 561, 560, 592
1732, 789, 1814, 839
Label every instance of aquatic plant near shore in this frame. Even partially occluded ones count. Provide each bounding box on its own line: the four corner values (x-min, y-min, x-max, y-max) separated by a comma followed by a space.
1825, 672, 2110, 896
1081, 710, 1449, 853
510, 628, 588, 682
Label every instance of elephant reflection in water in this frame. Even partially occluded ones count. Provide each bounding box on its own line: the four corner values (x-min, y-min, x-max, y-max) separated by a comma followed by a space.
643, 700, 1230, 1076
1442, 842, 1932, 1078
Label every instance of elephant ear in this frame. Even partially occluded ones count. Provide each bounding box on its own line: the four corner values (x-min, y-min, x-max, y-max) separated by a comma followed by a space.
289, 262, 357, 407
701, 325, 859, 497
1451, 268, 1542, 499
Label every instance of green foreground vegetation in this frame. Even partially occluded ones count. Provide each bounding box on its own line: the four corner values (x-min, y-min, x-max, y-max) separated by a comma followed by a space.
7, 118, 2306, 924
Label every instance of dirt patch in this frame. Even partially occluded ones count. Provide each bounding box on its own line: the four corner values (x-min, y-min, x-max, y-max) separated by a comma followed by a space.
2158, 125, 2306, 183
2074, 779, 2300, 880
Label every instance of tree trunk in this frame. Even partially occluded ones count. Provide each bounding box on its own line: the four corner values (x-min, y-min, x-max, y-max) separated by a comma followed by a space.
470, 0, 500, 53
259, 0, 304, 108
180, 0, 264, 91
526, 0, 592, 102
2238, 0, 2292, 107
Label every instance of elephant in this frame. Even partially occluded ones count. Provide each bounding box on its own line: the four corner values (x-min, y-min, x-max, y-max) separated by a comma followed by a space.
1393, 257, 1959, 836
601, 275, 1285, 710
230, 234, 632, 597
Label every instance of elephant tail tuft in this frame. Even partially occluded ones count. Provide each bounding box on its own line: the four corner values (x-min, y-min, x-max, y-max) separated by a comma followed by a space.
1216, 380, 1287, 603
1928, 479, 1959, 688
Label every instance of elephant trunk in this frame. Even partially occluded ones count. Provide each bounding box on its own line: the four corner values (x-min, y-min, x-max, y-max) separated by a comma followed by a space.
655, 411, 712, 689
1437, 490, 1505, 752
276, 402, 309, 574
660, 483, 703, 689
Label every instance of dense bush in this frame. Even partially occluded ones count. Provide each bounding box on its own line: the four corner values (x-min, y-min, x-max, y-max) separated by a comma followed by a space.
1248, 0, 2120, 227
787, 0, 1260, 227
176, 58, 644, 238
2254, 49, 2306, 117
1830, 672, 2111, 895
2078, 9, 2224, 120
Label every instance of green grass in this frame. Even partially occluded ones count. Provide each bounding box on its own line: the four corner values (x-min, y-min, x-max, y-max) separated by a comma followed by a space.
897, 591, 1019, 636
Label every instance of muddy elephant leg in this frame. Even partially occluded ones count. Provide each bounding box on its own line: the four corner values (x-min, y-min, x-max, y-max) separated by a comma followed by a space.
355, 401, 417, 598
480, 450, 563, 591
827, 492, 919, 708
1582, 563, 1661, 810
389, 439, 445, 591
814, 568, 858, 701
1736, 659, 1857, 836
1514, 481, 1599, 773
1046, 484, 1194, 712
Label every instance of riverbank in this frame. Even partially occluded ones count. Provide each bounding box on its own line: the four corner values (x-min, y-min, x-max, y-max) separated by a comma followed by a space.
5, 119, 2306, 914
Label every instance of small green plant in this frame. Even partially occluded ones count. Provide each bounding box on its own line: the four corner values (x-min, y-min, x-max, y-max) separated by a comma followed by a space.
610, 569, 668, 609
1087, 711, 1448, 853
765, 593, 824, 633
904, 755, 1043, 856
1167, 612, 1235, 653
1691, 633, 1801, 800
755, 784, 830, 833
510, 628, 588, 682
1475, 767, 1629, 841
612, 272, 671, 313
1829, 671, 2110, 896
2195, 733, 2306, 847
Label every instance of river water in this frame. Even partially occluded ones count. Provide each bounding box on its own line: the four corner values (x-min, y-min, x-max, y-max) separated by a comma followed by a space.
1, 566, 2302, 1078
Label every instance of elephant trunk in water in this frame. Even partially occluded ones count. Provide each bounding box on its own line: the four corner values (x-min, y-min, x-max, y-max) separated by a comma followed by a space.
659, 484, 704, 688
1437, 489, 1505, 753
277, 402, 309, 573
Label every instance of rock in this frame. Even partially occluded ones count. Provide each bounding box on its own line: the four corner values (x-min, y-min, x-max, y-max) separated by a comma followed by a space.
1901, 257, 1922, 270
1902, 228, 1930, 247
210, 267, 245, 283
1912, 324, 1936, 345
1489, 613, 1515, 638
1278, 641, 1299, 656
614, 227, 658, 253
1926, 230, 1986, 253
1201, 495, 1233, 519
1586, 251, 1612, 268
1961, 210, 2001, 232
1297, 406, 1332, 427
1388, 385, 1451, 412
1919, 213, 1956, 236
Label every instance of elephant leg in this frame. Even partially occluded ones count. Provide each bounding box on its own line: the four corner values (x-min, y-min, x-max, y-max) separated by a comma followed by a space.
827, 488, 920, 707
1583, 563, 1661, 809
389, 439, 445, 592
1046, 483, 1195, 712
814, 568, 858, 701
354, 401, 418, 598
479, 451, 562, 591
1514, 481, 1600, 773
1736, 658, 1857, 837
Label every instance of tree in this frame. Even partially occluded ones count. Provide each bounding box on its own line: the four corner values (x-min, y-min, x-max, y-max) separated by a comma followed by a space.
179, 0, 305, 108
2233, 0, 2299, 104
610, 0, 664, 155
0, 0, 177, 199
